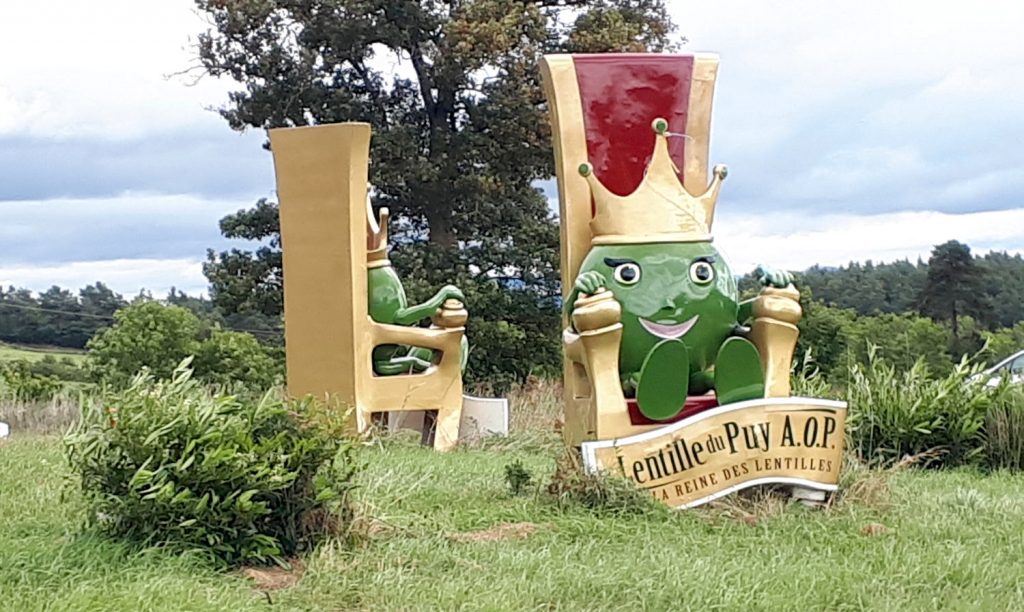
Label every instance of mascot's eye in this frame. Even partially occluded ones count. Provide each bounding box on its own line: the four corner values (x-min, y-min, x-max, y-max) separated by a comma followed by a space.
613, 263, 641, 285
689, 261, 715, 285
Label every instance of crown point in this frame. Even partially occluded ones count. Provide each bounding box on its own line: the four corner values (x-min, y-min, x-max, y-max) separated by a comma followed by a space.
578, 163, 592, 177
714, 164, 728, 180
652, 118, 669, 135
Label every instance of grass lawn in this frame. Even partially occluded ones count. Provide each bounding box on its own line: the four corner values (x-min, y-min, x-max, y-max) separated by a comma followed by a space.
0, 343, 86, 364
2, 434, 1023, 611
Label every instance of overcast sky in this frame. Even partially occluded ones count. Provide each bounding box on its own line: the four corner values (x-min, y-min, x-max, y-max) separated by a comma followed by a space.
1, 0, 1022, 296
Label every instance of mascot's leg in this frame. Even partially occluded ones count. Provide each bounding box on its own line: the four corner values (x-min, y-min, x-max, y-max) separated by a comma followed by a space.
636, 339, 690, 421
715, 337, 765, 405
404, 336, 468, 374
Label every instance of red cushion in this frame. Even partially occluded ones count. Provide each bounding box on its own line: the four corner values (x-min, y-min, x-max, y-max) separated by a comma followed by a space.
627, 393, 718, 426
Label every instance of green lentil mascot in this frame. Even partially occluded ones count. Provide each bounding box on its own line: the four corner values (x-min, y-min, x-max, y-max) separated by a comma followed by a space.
566, 117, 795, 423
365, 201, 468, 375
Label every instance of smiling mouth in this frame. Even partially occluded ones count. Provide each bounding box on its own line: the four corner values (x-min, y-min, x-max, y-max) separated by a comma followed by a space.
639, 315, 699, 340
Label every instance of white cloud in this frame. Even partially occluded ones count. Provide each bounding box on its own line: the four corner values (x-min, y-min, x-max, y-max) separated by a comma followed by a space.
715, 208, 1024, 273
0, 0, 232, 139
0, 192, 260, 265
671, 0, 1024, 215
0, 258, 207, 297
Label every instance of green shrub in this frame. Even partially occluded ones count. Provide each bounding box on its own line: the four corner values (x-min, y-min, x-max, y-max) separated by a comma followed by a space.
845, 346, 1002, 468
0, 360, 63, 401
982, 321, 1024, 364
192, 329, 282, 392
64, 361, 358, 567
986, 387, 1024, 471
503, 459, 534, 496
87, 302, 201, 384
790, 350, 836, 399
30, 355, 92, 383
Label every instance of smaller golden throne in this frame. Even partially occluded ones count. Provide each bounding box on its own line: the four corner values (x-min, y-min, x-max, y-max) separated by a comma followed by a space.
270, 123, 467, 451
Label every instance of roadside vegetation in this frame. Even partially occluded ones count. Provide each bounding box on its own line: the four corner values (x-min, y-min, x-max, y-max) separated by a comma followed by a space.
2, 348, 1023, 609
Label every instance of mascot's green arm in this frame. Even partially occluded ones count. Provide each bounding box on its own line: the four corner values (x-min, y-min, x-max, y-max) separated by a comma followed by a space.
391, 285, 464, 326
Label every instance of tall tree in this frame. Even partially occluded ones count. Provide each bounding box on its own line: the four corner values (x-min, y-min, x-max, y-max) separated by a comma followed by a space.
193, 0, 675, 385
919, 240, 986, 337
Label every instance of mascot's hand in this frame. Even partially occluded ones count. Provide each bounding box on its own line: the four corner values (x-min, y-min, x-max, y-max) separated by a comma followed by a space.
574, 271, 606, 296
755, 265, 793, 289
436, 284, 465, 305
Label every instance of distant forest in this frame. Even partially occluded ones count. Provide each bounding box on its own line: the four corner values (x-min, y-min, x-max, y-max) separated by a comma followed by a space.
0, 284, 281, 350
796, 250, 1024, 330
1, 243, 1022, 375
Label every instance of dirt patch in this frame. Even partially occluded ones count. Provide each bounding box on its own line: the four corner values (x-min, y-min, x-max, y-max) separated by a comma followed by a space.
240, 560, 305, 591
449, 522, 542, 543
860, 522, 889, 536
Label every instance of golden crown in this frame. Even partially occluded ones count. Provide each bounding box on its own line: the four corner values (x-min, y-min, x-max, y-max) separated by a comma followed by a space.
366, 197, 390, 266
579, 118, 726, 244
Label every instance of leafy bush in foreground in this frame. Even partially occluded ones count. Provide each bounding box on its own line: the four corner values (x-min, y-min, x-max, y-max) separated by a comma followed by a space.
64, 362, 357, 566
845, 347, 1006, 468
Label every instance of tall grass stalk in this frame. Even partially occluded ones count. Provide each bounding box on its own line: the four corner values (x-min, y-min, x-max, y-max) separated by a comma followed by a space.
986, 387, 1024, 470
0, 394, 80, 433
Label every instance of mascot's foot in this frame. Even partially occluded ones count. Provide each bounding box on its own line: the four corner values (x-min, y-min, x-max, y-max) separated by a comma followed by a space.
715, 337, 765, 404
637, 339, 689, 421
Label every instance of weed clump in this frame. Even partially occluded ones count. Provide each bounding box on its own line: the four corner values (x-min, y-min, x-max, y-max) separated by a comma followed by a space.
545, 448, 658, 515
64, 361, 359, 567
504, 459, 534, 496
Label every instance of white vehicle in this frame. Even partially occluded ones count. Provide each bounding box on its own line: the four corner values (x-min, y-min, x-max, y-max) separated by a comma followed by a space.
972, 350, 1024, 387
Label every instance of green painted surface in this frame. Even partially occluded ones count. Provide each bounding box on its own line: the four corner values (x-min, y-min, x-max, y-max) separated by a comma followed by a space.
367, 264, 465, 374
567, 242, 789, 416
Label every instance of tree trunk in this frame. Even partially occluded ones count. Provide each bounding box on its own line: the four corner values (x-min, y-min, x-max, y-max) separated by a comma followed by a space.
427, 209, 457, 248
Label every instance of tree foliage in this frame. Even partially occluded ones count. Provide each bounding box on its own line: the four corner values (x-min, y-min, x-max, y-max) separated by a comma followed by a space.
798, 301, 955, 382
797, 247, 1024, 336
193, 0, 675, 386
919, 240, 985, 337
87, 301, 282, 390
88, 302, 203, 383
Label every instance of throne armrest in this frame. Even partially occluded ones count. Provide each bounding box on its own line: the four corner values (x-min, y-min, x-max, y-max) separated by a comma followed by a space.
747, 284, 802, 397
564, 290, 632, 440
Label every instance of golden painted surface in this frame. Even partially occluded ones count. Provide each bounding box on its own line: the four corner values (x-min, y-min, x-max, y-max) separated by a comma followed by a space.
271, 123, 465, 451
683, 54, 720, 221
750, 285, 803, 397
580, 124, 726, 244
541, 54, 607, 446
367, 201, 390, 264
583, 398, 847, 509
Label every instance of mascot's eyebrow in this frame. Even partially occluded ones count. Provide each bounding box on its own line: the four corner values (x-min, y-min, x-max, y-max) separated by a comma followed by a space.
603, 257, 639, 267
692, 255, 717, 264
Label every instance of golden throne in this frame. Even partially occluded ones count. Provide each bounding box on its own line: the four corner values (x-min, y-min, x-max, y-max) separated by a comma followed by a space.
540, 54, 802, 447
270, 123, 467, 451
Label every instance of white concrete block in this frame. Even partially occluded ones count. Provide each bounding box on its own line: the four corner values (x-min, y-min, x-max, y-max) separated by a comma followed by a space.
386, 395, 509, 441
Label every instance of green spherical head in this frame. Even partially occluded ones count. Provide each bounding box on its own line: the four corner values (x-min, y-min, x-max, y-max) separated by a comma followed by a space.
576, 242, 739, 386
